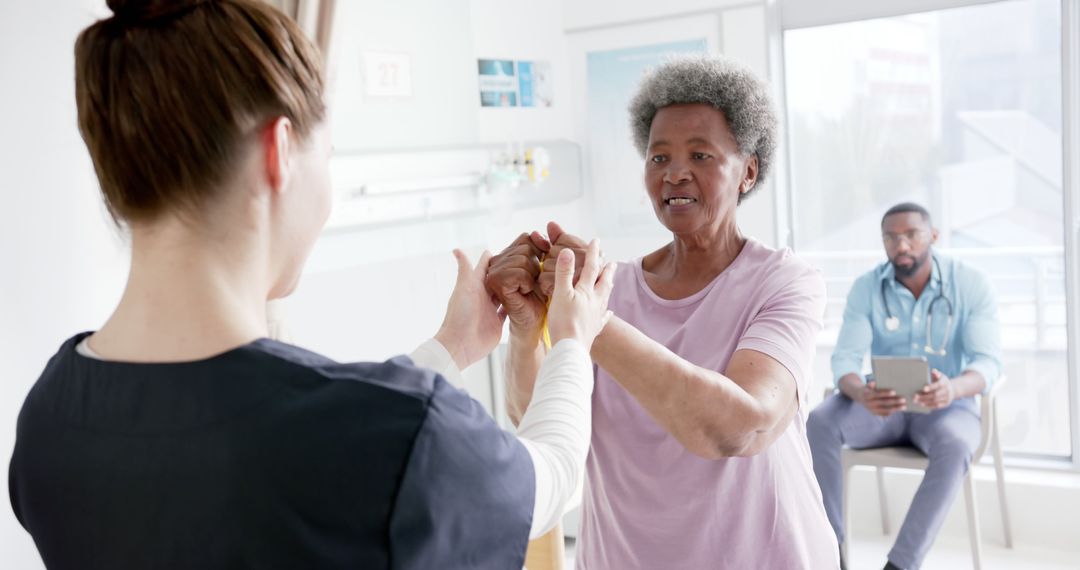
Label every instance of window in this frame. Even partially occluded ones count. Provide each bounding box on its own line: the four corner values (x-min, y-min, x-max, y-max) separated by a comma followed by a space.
782, 0, 1069, 458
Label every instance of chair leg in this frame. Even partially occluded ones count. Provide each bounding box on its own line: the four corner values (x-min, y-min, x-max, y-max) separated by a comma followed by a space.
991, 415, 1013, 548
842, 462, 851, 565
963, 472, 983, 570
876, 467, 890, 535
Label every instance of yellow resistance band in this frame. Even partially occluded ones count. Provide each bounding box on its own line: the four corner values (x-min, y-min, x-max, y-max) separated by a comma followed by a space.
539, 258, 552, 351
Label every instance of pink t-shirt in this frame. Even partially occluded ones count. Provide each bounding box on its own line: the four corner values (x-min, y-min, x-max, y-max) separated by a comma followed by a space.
576, 238, 839, 570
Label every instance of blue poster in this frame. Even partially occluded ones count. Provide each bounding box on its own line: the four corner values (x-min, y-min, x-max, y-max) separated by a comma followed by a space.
518, 61, 553, 107
478, 59, 553, 108
518, 61, 535, 107
478, 59, 518, 107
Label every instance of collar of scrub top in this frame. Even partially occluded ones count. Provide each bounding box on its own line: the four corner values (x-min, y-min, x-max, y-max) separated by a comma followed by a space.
880, 254, 955, 356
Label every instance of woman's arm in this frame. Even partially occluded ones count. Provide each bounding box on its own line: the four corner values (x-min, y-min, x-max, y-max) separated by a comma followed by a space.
591, 316, 798, 459
504, 332, 546, 426
527, 224, 810, 459
544, 235, 819, 459
514, 339, 593, 538
482, 232, 553, 426
515, 244, 613, 537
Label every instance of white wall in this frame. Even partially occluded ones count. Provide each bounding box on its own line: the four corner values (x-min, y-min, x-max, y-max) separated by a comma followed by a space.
471, 0, 575, 144
563, 0, 765, 31
331, 0, 478, 151
0, 1, 121, 567
330, 0, 576, 152
720, 5, 776, 247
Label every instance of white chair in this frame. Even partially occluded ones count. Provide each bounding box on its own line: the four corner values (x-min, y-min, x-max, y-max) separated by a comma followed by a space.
832, 376, 1012, 569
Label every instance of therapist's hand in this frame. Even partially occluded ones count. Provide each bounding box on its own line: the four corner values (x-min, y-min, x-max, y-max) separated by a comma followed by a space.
538, 221, 591, 298
914, 369, 956, 410
857, 381, 908, 417
435, 249, 506, 370
485, 232, 550, 342
546, 240, 616, 350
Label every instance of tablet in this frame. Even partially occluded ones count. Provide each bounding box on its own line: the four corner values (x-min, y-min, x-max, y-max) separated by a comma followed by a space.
870, 356, 932, 414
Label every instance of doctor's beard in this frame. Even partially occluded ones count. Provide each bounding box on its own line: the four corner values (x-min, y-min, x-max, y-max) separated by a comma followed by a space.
891, 249, 930, 279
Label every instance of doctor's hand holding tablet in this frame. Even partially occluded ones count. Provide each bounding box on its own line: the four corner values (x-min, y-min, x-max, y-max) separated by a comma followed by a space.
866, 356, 957, 416
914, 368, 957, 410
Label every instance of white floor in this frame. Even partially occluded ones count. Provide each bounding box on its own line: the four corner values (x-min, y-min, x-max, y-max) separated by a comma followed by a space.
562, 536, 1080, 569
848, 534, 1080, 570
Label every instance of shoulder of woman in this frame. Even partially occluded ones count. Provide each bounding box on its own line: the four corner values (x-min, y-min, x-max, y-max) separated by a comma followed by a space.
745, 241, 823, 287
261, 347, 444, 405
607, 258, 642, 292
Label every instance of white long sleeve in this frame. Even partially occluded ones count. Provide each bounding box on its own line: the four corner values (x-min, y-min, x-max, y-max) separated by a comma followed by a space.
409, 338, 593, 540
515, 339, 593, 538
408, 338, 465, 387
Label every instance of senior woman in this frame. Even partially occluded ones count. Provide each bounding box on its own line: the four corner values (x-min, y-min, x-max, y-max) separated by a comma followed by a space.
8, 1, 615, 568
487, 55, 838, 569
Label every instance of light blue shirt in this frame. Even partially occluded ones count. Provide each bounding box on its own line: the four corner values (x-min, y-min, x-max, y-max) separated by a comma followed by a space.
831, 252, 1001, 392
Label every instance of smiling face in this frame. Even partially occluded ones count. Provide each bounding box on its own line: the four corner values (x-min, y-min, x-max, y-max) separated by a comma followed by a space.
644, 103, 757, 239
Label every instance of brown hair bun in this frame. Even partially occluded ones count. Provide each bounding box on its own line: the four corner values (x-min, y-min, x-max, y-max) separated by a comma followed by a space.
107, 0, 211, 26
76, 0, 326, 223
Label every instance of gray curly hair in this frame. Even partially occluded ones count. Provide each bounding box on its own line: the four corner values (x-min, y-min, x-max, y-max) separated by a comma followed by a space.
628, 54, 778, 198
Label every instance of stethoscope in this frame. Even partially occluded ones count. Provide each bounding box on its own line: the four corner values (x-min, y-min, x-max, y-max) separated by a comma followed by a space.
881, 256, 954, 356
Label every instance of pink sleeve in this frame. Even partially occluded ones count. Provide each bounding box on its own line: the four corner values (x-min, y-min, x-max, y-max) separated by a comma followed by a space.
735, 264, 826, 403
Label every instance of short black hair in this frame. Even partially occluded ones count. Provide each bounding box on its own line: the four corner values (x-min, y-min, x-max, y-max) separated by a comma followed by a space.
881, 202, 932, 227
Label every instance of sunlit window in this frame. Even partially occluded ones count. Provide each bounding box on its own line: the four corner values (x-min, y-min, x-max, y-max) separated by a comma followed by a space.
784, 0, 1068, 457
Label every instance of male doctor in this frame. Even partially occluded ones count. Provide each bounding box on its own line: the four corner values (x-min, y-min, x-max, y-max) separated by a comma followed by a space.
807, 202, 1002, 570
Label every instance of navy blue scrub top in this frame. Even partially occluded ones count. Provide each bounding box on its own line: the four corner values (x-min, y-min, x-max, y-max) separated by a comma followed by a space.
9, 333, 534, 569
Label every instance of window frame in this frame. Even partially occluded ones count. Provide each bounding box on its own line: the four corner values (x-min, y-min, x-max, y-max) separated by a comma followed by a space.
768, 0, 1080, 470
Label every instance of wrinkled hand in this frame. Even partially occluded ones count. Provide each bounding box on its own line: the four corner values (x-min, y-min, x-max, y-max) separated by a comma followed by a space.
857, 381, 907, 417
546, 240, 617, 350
485, 232, 550, 341
913, 369, 955, 410
435, 249, 507, 370
538, 221, 590, 298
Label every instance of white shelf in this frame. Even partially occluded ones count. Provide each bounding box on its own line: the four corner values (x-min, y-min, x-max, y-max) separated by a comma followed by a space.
324, 139, 583, 231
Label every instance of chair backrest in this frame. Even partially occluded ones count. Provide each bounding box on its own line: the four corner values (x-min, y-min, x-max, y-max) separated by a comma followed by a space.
972, 375, 1007, 462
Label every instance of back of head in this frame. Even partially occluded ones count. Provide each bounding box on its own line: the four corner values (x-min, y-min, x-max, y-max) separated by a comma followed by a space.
75, 0, 326, 224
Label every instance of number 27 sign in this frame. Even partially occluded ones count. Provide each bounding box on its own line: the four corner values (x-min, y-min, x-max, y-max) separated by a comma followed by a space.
363, 52, 412, 98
